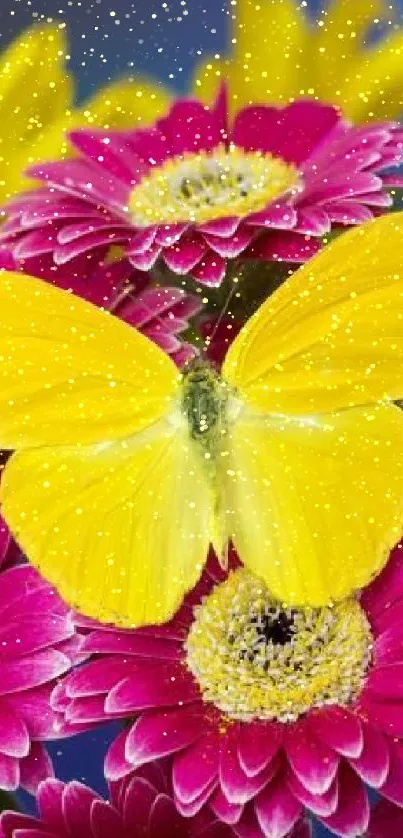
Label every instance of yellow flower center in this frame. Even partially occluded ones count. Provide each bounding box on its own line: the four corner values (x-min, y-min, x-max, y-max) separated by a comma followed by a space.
128, 146, 300, 226
185, 568, 372, 723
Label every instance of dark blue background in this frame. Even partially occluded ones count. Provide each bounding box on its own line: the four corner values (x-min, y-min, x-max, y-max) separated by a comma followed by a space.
2, 0, 402, 833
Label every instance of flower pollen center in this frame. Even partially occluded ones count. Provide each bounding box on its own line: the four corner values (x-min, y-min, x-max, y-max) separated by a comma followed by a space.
129, 146, 300, 226
185, 568, 373, 723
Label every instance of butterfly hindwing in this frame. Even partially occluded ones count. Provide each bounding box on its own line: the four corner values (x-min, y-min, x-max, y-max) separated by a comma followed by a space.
1, 422, 213, 626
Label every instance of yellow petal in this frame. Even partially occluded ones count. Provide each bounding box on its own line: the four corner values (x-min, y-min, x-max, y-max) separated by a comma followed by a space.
194, 0, 308, 109
80, 75, 171, 129
0, 23, 74, 201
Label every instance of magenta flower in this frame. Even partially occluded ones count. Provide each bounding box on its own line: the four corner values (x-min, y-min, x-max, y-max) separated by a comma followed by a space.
53, 546, 403, 838
1, 91, 402, 286
0, 766, 310, 838
367, 799, 403, 837
0, 564, 81, 793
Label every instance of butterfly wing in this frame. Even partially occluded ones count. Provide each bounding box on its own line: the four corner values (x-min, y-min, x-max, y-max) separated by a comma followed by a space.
223, 213, 403, 414
1, 427, 212, 626
0, 271, 212, 626
0, 271, 179, 447
221, 214, 403, 605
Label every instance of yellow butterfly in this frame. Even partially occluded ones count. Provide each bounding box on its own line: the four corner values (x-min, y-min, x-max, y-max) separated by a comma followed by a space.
1, 213, 403, 627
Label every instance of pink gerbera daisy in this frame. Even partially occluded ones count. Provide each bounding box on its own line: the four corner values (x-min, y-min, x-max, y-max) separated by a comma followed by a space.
366, 798, 403, 837
0, 564, 81, 793
0, 766, 311, 838
53, 546, 403, 838
1, 90, 403, 286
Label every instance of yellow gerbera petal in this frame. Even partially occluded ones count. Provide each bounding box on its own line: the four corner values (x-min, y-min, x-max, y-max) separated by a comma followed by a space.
193, 0, 403, 122
0, 23, 73, 201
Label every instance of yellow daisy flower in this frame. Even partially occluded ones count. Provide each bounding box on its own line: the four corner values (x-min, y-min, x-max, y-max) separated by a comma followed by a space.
0, 24, 169, 202
193, 0, 403, 122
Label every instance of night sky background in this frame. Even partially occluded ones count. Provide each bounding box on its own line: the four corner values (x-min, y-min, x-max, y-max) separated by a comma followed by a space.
1, 1, 403, 834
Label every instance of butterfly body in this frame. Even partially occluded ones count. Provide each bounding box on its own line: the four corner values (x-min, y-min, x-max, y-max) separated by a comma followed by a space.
1, 214, 403, 626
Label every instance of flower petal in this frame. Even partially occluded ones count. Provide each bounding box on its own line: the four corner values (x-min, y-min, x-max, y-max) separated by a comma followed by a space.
255, 773, 303, 838
237, 722, 283, 777
173, 732, 220, 804
285, 719, 339, 795
318, 763, 369, 837
309, 707, 363, 759
125, 706, 204, 765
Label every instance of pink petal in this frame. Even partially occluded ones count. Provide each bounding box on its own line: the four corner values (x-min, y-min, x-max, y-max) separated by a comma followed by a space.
198, 217, 240, 237
191, 250, 227, 286
361, 698, 403, 737
157, 99, 225, 156
13, 228, 58, 260
237, 722, 283, 777
27, 159, 129, 213
65, 694, 107, 724
104, 729, 133, 782
379, 740, 403, 805
246, 231, 322, 262
300, 172, 382, 206
37, 778, 66, 831
163, 233, 206, 273
154, 223, 189, 246
246, 205, 298, 230
294, 206, 331, 235
348, 720, 390, 788
0, 650, 71, 695
122, 776, 156, 833
202, 226, 254, 258
129, 241, 161, 270
148, 793, 189, 838
69, 129, 147, 186
219, 735, 277, 805
318, 762, 369, 837
0, 701, 29, 758
374, 621, 403, 665
80, 629, 182, 660
310, 707, 363, 759
365, 663, 403, 700
62, 780, 99, 837
91, 798, 123, 838
324, 201, 373, 225
125, 706, 204, 765
20, 742, 53, 794
54, 228, 128, 264
368, 799, 403, 838
361, 544, 403, 622
209, 787, 243, 824
285, 718, 339, 794
66, 658, 134, 698
173, 732, 220, 804
287, 770, 338, 817
126, 227, 157, 255
232, 102, 339, 165
0, 616, 73, 661
104, 664, 199, 713
174, 778, 218, 817
0, 753, 19, 791
255, 773, 303, 838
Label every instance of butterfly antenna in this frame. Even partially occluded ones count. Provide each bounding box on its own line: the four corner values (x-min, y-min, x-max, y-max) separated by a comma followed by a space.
202, 263, 243, 358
